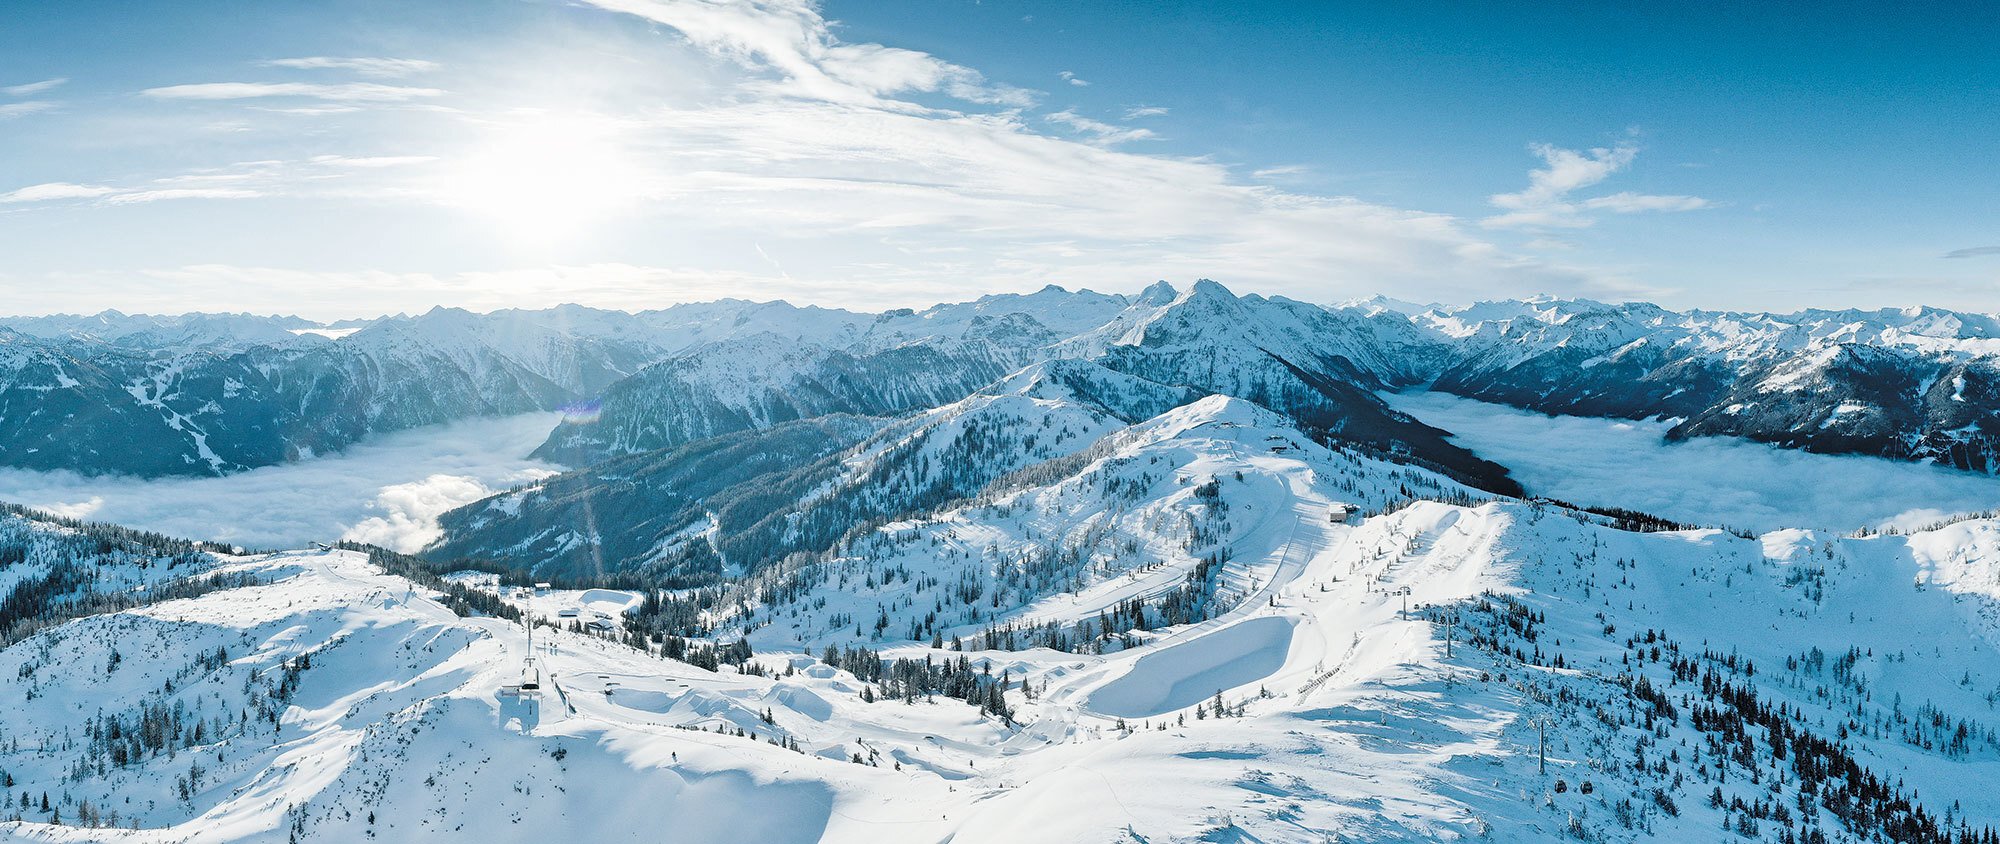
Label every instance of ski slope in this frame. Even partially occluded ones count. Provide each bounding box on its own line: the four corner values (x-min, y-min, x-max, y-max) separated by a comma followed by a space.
6, 383, 2000, 842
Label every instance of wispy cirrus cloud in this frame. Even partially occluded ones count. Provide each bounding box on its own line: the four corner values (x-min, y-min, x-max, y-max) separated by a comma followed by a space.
141, 82, 446, 102
102, 187, 262, 204
3, 78, 67, 96
584, 0, 1033, 108
7, 0, 1661, 313
261, 57, 440, 77
309, 154, 438, 168
1044, 109, 1155, 145
1942, 246, 2000, 259
1250, 164, 1309, 180
1, 154, 426, 208
1484, 142, 1710, 229
0, 101, 55, 119
1059, 70, 1089, 87
0, 182, 117, 203
550, 2, 1671, 300
1578, 191, 1710, 214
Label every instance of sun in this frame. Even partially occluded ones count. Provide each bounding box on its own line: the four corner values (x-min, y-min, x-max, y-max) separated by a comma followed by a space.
439, 112, 638, 245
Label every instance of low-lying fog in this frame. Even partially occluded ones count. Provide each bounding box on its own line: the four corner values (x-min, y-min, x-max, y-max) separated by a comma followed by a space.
1385, 390, 2000, 534
0, 413, 563, 552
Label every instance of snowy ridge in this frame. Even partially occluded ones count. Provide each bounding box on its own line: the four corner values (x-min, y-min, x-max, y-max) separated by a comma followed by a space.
9, 402, 2000, 840
439, 361, 1193, 581
727, 394, 1483, 652
13, 284, 2000, 479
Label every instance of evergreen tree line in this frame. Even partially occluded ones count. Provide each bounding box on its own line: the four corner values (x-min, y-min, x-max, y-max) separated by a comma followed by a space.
820, 644, 1014, 723
333, 543, 521, 622
961, 552, 1226, 654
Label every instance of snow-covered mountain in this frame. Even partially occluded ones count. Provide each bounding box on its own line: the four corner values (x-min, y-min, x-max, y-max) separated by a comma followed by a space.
14, 283, 2000, 841
1417, 298, 2000, 472
1077, 281, 1513, 490
0, 303, 844, 477
530, 282, 1517, 496
529, 287, 1140, 466
0, 320, 592, 476
430, 414, 890, 583
442, 360, 1199, 581
11, 285, 1996, 482
0, 311, 322, 351
5, 380, 1999, 843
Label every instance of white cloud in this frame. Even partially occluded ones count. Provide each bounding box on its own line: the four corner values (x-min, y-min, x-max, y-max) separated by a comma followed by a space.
1580, 191, 1709, 214
0, 101, 54, 119
1484, 142, 1711, 229
7, 0, 1656, 311
1044, 109, 1156, 145
3, 78, 66, 96
1385, 390, 2000, 534
262, 57, 441, 77
255, 104, 366, 116
0, 180, 263, 206
1250, 164, 1309, 180
310, 154, 439, 168
342, 474, 508, 550
0, 155, 424, 210
0, 182, 116, 203
578, 98, 1623, 303
142, 82, 446, 102
0, 413, 561, 552
1059, 70, 1089, 87
586, 0, 1033, 108
101, 187, 262, 204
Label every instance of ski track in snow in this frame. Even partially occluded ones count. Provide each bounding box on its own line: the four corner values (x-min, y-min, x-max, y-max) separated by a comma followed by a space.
0, 412, 562, 551
1386, 389, 2000, 533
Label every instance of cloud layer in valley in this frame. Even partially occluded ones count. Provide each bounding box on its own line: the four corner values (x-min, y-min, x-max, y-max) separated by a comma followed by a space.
0, 413, 562, 552
1386, 390, 2000, 534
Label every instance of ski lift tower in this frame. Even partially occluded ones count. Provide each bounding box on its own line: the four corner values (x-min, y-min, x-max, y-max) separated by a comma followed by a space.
519, 611, 542, 693
1391, 586, 1413, 620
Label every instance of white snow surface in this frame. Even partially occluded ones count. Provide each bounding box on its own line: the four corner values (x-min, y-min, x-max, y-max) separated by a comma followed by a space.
16, 287, 2000, 842
7, 391, 2000, 842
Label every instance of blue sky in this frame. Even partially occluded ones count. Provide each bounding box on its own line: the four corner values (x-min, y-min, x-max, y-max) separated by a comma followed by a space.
0, 0, 1993, 317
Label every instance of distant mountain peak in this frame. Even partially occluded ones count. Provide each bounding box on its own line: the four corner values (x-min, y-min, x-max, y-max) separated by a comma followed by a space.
1135, 280, 1178, 305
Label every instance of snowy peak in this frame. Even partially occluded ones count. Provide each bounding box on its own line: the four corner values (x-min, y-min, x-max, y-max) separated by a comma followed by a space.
910, 284, 1132, 339
1121, 392, 1289, 443
1333, 293, 1439, 317
974, 358, 1202, 423
10, 288, 2000, 481
0, 310, 322, 351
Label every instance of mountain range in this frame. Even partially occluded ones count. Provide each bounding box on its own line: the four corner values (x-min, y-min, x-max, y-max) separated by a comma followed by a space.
6, 282, 2000, 842
8, 282, 1995, 485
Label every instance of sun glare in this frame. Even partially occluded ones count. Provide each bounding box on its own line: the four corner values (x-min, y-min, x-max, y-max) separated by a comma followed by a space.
440, 113, 637, 245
